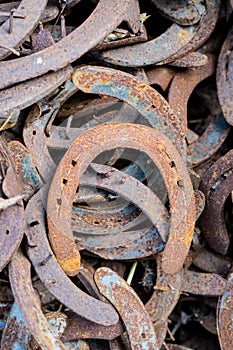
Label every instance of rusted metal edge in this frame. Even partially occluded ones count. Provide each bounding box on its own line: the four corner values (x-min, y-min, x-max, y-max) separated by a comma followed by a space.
77, 163, 169, 240
199, 150, 233, 254
168, 55, 215, 135
182, 270, 227, 296
94, 22, 199, 67
0, 1, 59, 24
157, 0, 221, 65
217, 273, 233, 350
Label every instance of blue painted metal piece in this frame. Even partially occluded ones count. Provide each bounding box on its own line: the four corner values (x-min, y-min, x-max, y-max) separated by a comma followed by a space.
1, 303, 30, 349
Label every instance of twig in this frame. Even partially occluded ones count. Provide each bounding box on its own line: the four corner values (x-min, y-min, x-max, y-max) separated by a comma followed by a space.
0, 45, 19, 56
127, 261, 138, 285
0, 195, 24, 210
0, 111, 15, 131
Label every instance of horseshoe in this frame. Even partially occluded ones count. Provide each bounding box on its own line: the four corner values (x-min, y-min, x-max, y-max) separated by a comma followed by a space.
0, 0, 48, 60
0, 65, 72, 122
151, 0, 203, 26
216, 23, 233, 126
9, 249, 67, 350
0, 140, 25, 272
47, 123, 195, 276
25, 191, 119, 326
0, 0, 140, 90
199, 150, 233, 254
95, 267, 160, 350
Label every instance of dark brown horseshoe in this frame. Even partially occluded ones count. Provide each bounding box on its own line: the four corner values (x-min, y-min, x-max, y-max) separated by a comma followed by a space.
216, 24, 233, 126
168, 54, 216, 136
199, 150, 233, 254
0, 0, 140, 90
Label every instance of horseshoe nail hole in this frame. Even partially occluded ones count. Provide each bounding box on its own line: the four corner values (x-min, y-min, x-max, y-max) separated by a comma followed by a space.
118, 219, 122, 222
170, 161, 176, 168
57, 199, 62, 205
63, 178, 68, 185
30, 221, 39, 227
151, 104, 156, 109
71, 160, 77, 166
141, 333, 146, 339
94, 221, 99, 225
6, 230, 9, 235
177, 180, 184, 187
45, 278, 57, 287
32, 130, 36, 135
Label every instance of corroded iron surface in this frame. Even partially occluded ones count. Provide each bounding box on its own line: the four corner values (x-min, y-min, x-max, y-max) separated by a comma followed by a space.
0, 2, 232, 348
